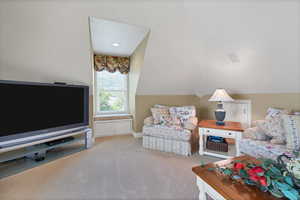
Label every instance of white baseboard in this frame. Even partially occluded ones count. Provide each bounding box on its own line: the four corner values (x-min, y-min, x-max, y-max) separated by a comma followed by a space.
132, 132, 143, 138
94, 119, 132, 138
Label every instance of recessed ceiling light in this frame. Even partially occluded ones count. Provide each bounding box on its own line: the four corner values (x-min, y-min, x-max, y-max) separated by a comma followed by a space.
112, 43, 120, 47
228, 53, 240, 63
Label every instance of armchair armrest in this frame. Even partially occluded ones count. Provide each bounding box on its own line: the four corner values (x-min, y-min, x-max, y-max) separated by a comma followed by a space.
144, 116, 154, 126
251, 120, 266, 127
190, 127, 199, 153
243, 126, 269, 141
184, 117, 198, 130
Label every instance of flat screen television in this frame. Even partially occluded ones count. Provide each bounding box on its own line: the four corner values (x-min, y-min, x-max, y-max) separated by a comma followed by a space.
0, 80, 89, 147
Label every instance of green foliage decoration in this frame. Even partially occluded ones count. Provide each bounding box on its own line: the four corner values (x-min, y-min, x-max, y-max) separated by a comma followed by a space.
210, 154, 300, 200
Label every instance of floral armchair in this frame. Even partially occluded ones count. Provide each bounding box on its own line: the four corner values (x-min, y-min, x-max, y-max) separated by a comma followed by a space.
142, 105, 199, 156
240, 108, 300, 160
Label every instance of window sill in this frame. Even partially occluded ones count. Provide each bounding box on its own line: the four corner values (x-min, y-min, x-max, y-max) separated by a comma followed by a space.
94, 114, 132, 121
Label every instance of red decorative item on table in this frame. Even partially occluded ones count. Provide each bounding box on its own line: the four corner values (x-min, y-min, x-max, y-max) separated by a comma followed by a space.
212, 155, 300, 200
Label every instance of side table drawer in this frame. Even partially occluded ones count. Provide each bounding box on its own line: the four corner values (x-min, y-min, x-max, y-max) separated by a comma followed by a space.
201, 128, 239, 138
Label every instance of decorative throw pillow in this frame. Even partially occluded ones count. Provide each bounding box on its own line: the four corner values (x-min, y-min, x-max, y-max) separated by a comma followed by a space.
265, 107, 288, 120
169, 106, 196, 126
144, 116, 154, 126
293, 112, 300, 116
256, 114, 286, 144
171, 116, 182, 127
159, 115, 173, 126
150, 108, 172, 125
153, 104, 169, 109
243, 127, 269, 141
252, 120, 266, 127
282, 114, 300, 150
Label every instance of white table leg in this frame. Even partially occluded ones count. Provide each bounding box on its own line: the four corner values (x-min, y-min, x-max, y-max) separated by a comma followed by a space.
197, 177, 207, 200
199, 128, 204, 156
235, 132, 242, 156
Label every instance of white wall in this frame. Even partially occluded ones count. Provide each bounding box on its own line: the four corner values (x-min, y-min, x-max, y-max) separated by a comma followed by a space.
0, 0, 299, 95
0, 1, 93, 87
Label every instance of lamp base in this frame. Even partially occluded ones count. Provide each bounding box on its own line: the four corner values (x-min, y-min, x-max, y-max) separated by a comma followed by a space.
214, 103, 226, 126
216, 121, 225, 126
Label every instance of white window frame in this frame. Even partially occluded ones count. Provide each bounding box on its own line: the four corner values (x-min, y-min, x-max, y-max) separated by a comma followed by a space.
94, 71, 129, 116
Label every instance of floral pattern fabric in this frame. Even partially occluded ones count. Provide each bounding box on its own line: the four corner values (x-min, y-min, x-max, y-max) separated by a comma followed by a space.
265, 107, 289, 120
94, 55, 130, 74
239, 138, 295, 160
243, 127, 269, 141
256, 114, 286, 144
143, 105, 198, 156
150, 108, 172, 126
282, 114, 300, 150
144, 116, 154, 126
169, 106, 196, 126
240, 108, 299, 161
153, 104, 169, 109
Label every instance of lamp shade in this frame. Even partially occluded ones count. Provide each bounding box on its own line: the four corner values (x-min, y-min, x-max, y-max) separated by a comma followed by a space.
208, 89, 234, 102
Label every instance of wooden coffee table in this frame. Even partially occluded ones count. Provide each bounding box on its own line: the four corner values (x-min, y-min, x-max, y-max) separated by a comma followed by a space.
192, 156, 278, 200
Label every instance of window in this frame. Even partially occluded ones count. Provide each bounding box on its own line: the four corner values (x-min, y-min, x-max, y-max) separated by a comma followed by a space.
95, 70, 129, 115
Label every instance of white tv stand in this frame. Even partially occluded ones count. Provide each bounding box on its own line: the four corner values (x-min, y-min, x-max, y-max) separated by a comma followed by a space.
0, 128, 93, 163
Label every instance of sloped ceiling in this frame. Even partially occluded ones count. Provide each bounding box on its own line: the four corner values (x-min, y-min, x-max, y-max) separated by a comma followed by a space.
136, 0, 300, 95
87, 0, 300, 95
0, 0, 299, 96
89, 17, 149, 57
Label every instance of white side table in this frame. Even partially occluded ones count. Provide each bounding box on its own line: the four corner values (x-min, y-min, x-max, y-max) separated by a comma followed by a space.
198, 120, 243, 159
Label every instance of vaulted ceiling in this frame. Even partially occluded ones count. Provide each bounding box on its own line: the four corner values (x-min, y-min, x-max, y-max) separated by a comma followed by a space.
0, 0, 299, 96
89, 17, 149, 57
88, 0, 300, 96
136, 0, 300, 95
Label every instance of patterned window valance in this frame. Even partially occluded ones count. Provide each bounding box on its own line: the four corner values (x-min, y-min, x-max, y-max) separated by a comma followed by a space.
94, 55, 130, 74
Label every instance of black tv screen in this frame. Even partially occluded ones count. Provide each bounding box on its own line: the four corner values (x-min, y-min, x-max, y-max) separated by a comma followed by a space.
0, 80, 89, 143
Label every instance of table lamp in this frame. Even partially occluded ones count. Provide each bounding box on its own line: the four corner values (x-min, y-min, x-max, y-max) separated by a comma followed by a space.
209, 89, 234, 126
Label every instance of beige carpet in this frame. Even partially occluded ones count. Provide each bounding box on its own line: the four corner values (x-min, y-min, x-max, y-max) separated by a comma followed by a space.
0, 135, 219, 200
